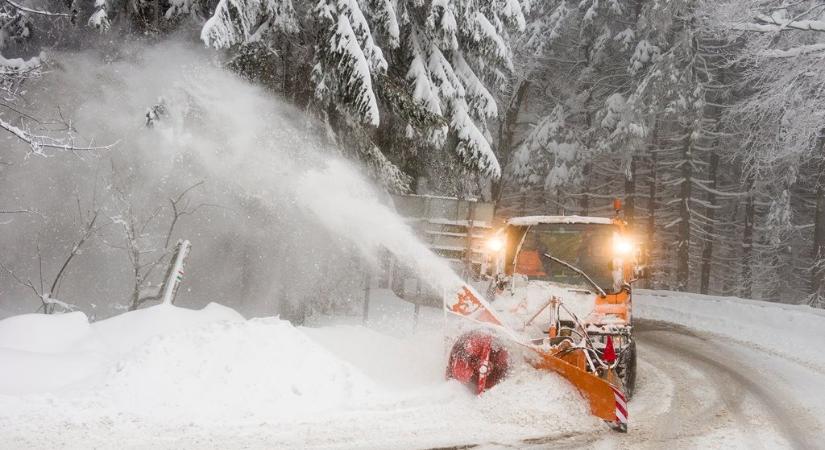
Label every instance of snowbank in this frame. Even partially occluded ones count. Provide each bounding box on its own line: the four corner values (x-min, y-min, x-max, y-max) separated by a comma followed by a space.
102, 318, 379, 423
635, 290, 825, 370
0, 297, 601, 448
0, 302, 242, 394
0, 311, 92, 353
92, 302, 244, 354
0, 311, 104, 393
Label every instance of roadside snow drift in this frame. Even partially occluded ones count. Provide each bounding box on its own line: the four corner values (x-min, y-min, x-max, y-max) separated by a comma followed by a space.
0, 302, 600, 448
635, 290, 825, 370
0, 303, 243, 394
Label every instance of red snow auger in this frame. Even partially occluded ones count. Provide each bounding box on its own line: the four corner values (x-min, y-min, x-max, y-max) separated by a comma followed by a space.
446, 330, 510, 394
444, 207, 644, 433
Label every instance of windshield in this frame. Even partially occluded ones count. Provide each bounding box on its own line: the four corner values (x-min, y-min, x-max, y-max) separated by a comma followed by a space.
513, 223, 619, 291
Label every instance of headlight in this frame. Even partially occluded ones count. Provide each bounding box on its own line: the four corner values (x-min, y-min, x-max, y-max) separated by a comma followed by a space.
613, 237, 634, 256
486, 237, 504, 252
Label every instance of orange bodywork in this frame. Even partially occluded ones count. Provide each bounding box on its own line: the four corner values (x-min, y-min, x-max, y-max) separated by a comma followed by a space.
593, 289, 631, 323
513, 249, 546, 277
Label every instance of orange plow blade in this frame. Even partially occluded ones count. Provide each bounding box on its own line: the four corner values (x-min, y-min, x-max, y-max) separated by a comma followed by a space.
532, 350, 628, 431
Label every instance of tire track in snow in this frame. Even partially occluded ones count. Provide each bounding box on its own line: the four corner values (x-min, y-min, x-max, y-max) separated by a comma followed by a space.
635, 320, 816, 450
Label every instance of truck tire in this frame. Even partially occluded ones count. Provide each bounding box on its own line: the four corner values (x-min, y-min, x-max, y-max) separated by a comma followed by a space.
618, 340, 637, 399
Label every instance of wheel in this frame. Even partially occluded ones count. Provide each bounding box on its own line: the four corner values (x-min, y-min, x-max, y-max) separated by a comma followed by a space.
446, 330, 510, 394
617, 340, 637, 398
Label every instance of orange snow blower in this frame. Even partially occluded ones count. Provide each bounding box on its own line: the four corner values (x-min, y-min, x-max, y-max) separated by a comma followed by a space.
444, 206, 643, 432
445, 286, 628, 431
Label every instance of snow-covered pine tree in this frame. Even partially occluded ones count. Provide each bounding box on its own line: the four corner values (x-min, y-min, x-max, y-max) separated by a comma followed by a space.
196, 0, 527, 193
712, 0, 825, 303
311, 0, 386, 127
501, 0, 642, 215
200, 0, 297, 49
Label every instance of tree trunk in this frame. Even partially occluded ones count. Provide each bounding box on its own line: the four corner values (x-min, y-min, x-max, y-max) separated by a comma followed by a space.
811, 151, 825, 299
721, 201, 740, 295
624, 156, 636, 224
676, 132, 693, 291
492, 79, 530, 204
646, 123, 658, 289
282, 38, 292, 98
581, 162, 592, 216
699, 151, 719, 294
129, 261, 141, 311
812, 187, 825, 297
741, 177, 755, 299
362, 270, 371, 323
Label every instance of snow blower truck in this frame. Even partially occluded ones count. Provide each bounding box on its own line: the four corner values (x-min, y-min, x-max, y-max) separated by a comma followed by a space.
444, 201, 643, 432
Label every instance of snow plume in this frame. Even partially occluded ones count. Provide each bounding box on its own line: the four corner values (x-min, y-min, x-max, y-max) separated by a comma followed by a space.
0, 41, 464, 318
296, 159, 462, 292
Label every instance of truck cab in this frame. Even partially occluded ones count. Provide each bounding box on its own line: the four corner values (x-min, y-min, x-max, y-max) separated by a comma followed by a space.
482, 213, 642, 396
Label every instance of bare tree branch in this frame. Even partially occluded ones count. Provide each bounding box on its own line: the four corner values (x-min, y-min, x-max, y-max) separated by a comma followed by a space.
2, 0, 72, 17
0, 209, 39, 215
758, 43, 825, 58
164, 180, 205, 249
0, 117, 117, 153
49, 211, 99, 297
735, 13, 825, 33
0, 261, 40, 298
109, 174, 211, 311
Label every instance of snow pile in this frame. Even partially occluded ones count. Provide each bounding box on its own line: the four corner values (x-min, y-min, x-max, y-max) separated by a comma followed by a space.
102, 318, 378, 424
0, 299, 602, 448
635, 290, 825, 370
0, 311, 92, 353
92, 303, 244, 354
0, 312, 105, 393
0, 303, 242, 394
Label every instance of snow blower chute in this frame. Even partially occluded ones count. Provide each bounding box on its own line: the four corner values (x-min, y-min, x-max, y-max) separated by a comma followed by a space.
444, 204, 644, 433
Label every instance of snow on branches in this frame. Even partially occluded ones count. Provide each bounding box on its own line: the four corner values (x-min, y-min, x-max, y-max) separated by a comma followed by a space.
515, 106, 583, 190
718, 0, 825, 174
312, 0, 386, 127
400, 0, 525, 178
201, 0, 297, 48
451, 99, 500, 178
199, 0, 525, 181
88, 0, 110, 31
406, 34, 442, 116
331, 13, 381, 125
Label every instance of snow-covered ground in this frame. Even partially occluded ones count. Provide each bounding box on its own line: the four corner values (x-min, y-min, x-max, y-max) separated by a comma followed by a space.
2, 289, 824, 448
635, 289, 825, 371
0, 290, 600, 449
